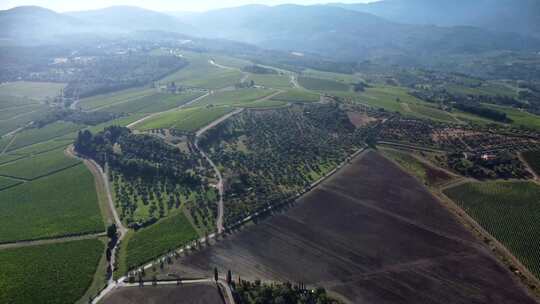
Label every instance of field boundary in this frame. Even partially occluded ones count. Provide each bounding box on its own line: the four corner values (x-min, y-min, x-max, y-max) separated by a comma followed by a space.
0, 232, 106, 250
0, 230, 106, 248
0, 161, 82, 182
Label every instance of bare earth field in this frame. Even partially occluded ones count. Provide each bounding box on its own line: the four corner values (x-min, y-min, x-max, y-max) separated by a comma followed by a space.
160, 151, 537, 304
102, 284, 224, 304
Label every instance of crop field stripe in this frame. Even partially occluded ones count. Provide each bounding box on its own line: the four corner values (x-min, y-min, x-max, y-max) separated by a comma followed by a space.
444, 181, 540, 279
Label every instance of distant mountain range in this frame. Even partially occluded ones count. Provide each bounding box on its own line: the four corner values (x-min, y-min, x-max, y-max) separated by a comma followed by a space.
330, 0, 540, 38
1, 3, 539, 63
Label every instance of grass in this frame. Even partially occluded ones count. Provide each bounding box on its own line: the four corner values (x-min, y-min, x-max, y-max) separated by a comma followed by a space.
79, 87, 156, 111
0, 81, 66, 101
380, 148, 453, 187
161, 52, 242, 89
484, 104, 540, 130
98, 91, 204, 114
339, 86, 457, 123
248, 74, 293, 89
0, 106, 53, 136
271, 89, 320, 103
297, 76, 350, 91
0, 148, 80, 180
444, 181, 540, 278
190, 88, 276, 108
522, 150, 540, 176
117, 212, 198, 274
0, 94, 39, 109
0, 164, 104, 243
0, 104, 47, 120
0, 239, 104, 304
6, 121, 83, 152
446, 82, 516, 98
301, 69, 362, 84
0, 176, 21, 190
5, 138, 72, 156
137, 106, 234, 132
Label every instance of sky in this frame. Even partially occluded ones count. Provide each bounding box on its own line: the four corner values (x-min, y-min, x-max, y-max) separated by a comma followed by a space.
0, 0, 378, 12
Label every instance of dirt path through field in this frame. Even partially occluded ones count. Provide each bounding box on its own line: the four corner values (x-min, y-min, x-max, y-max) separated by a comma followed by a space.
0, 232, 106, 250
126, 92, 211, 129
518, 152, 539, 182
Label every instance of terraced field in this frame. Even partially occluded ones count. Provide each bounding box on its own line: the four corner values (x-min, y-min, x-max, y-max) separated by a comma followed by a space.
0, 239, 104, 304
0, 164, 104, 243
137, 106, 235, 132
0, 148, 80, 180
159, 152, 536, 304
444, 181, 540, 278
117, 212, 198, 275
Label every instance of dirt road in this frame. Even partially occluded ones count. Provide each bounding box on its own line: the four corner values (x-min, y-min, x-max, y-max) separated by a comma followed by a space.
126, 92, 210, 129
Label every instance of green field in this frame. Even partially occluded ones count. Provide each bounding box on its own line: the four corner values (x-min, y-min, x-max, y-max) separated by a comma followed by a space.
0, 239, 104, 304
444, 181, 540, 278
0, 154, 24, 166
271, 89, 320, 103
447, 82, 516, 98
0, 81, 66, 101
0, 106, 53, 136
484, 104, 540, 130
190, 88, 276, 108
0, 104, 47, 120
381, 148, 453, 187
137, 106, 234, 132
161, 52, 243, 89
0, 176, 21, 190
339, 86, 457, 123
98, 91, 204, 114
0, 148, 80, 180
298, 76, 350, 91
301, 69, 362, 84
0, 95, 39, 109
6, 122, 83, 152
248, 74, 292, 89
0, 164, 104, 243
5, 138, 72, 156
79, 87, 156, 111
522, 151, 540, 176
117, 212, 198, 274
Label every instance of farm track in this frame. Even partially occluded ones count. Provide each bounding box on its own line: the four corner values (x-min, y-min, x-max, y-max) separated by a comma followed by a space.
0, 232, 106, 250
126, 92, 211, 129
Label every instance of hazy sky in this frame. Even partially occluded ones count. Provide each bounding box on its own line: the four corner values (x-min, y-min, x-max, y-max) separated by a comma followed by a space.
1, 0, 378, 12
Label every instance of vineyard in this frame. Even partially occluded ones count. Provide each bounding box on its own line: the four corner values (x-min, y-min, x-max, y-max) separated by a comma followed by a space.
444, 181, 540, 279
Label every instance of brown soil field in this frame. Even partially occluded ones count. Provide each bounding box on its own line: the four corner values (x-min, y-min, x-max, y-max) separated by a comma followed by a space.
156, 151, 538, 304
102, 284, 224, 304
